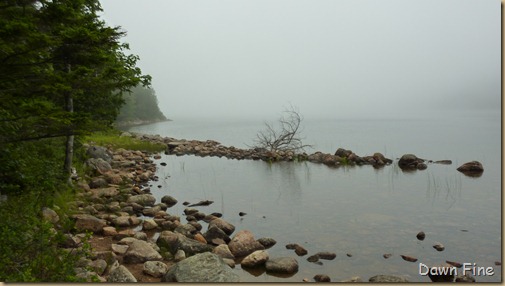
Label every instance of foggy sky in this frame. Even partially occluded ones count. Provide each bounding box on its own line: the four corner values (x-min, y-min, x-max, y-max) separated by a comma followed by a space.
100, 0, 500, 120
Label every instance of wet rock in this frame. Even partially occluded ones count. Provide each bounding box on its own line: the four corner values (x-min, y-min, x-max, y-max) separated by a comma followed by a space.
417, 163, 428, 170
434, 160, 452, 165
162, 252, 240, 282
257, 237, 277, 249
316, 252, 336, 260
457, 161, 484, 176
400, 255, 418, 262
183, 208, 199, 216
416, 231, 426, 240
208, 218, 235, 236
161, 195, 178, 207
398, 154, 424, 169
265, 257, 299, 274
107, 265, 137, 282
188, 200, 214, 207
228, 230, 265, 258
433, 243, 445, 251
295, 245, 308, 256
383, 253, 392, 259
307, 255, 320, 263
369, 275, 409, 282
314, 274, 331, 282
346, 253, 353, 257
239, 212, 247, 216
241, 250, 269, 268
142, 205, 162, 216
123, 239, 163, 264
495, 261, 501, 266
335, 148, 352, 158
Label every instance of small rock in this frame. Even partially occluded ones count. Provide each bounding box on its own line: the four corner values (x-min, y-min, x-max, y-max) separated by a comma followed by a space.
265, 257, 299, 274
433, 243, 445, 251
239, 212, 247, 216
294, 245, 308, 256
307, 255, 320, 263
383, 253, 392, 259
257, 237, 277, 249
174, 249, 186, 262
161, 195, 178, 207
346, 253, 352, 257
400, 255, 418, 262
495, 261, 501, 266
457, 161, 484, 175
316, 252, 336, 260
416, 231, 426, 241
314, 274, 331, 282
455, 273, 476, 282
107, 265, 137, 282
241, 250, 269, 268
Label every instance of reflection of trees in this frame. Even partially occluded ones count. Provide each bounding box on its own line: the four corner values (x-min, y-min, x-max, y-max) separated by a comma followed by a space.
261, 161, 310, 204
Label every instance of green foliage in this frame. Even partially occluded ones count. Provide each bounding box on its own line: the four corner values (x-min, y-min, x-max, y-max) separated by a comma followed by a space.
116, 85, 167, 125
83, 130, 166, 153
0, 192, 87, 282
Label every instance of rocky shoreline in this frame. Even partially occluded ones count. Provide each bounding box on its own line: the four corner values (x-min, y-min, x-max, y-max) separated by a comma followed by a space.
42, 133, 486, 282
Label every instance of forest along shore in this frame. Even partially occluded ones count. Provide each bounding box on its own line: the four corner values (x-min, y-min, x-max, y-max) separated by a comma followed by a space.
51, 132, 486, 282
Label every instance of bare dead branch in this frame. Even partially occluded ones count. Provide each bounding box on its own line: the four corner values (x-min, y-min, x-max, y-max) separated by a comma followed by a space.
251, 106, 312, 153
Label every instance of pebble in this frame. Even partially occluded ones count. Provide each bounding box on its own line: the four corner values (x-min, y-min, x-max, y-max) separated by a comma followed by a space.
433, 243, 445, 251
383, 253, 392, 259
313, 274, 331, 282
416, 231, 426, 241
400, 255, 418, 262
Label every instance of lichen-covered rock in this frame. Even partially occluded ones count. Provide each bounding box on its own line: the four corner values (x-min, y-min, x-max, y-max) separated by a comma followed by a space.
123, 239, 162, 264
143, 261, 168, 278
161, 252, 239, 282
107, 265, 137, 282
73, 214, 107, 233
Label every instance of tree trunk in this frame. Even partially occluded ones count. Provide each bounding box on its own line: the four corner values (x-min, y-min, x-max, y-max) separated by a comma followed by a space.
63, 64, 74, 183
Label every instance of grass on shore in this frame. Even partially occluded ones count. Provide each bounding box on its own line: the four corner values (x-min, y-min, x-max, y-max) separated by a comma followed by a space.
83, 130, 166, 153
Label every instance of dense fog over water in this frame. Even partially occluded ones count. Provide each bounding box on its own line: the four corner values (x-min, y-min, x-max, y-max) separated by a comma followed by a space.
100, 0, 500, 120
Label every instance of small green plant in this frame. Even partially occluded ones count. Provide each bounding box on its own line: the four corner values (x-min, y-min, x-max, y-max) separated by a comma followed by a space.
82, 130, 166, 153
340, 156, 349, 165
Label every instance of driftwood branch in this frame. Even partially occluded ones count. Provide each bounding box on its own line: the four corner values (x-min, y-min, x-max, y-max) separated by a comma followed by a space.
252, 106, 312, 153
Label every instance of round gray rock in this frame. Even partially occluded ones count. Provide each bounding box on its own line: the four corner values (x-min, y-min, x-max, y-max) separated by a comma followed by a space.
161, 252, 239, 282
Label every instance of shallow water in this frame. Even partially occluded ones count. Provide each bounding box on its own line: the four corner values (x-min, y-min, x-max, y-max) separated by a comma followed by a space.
129, 112, 501, 282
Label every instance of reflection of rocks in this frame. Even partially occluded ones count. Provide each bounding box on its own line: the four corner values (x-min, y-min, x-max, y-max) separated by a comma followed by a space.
457, 161, 484, 176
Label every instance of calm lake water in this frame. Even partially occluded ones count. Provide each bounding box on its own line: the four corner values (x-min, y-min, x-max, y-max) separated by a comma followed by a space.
127, 111, 501, 282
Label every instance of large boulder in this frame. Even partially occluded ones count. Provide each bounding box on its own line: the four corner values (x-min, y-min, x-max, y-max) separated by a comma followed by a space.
86, 158, 112, 175
161, 252, 240, 282
228, 230, 265, 258
86, 146, 113, 163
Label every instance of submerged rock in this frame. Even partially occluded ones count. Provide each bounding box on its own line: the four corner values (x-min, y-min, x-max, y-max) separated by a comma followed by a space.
369, 275, 409, 283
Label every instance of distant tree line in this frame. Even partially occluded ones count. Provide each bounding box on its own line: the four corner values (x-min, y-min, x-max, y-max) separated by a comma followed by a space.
116, 85, 167, 125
